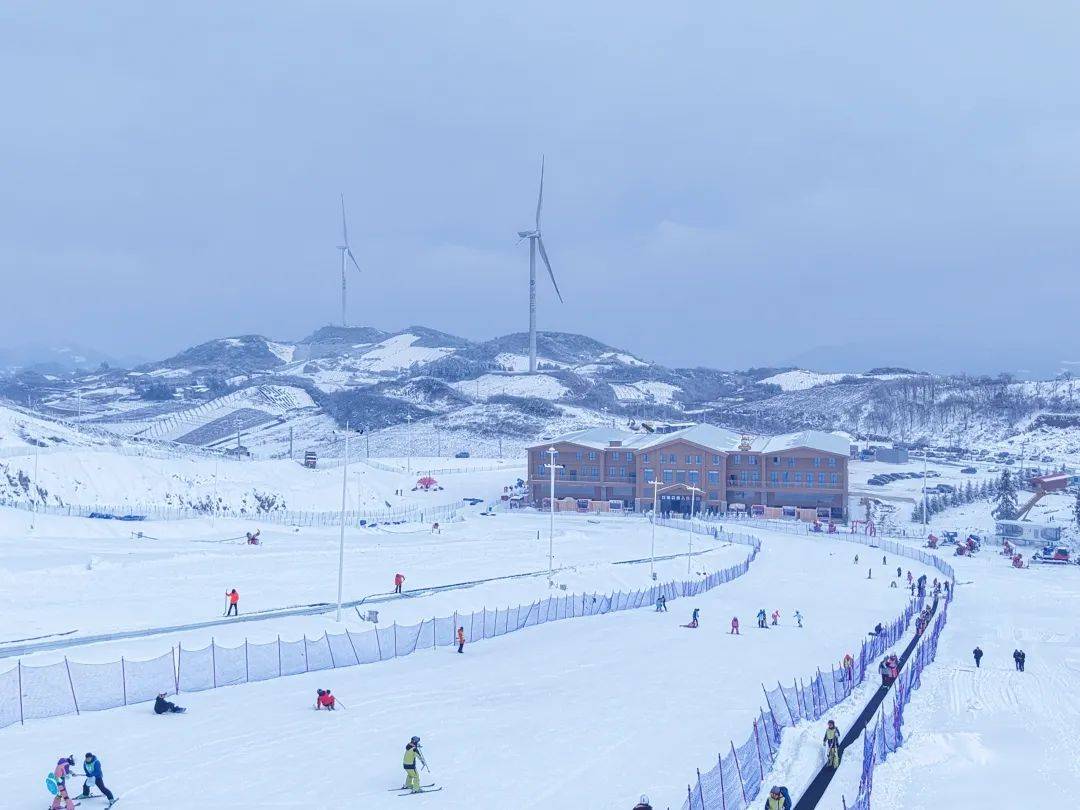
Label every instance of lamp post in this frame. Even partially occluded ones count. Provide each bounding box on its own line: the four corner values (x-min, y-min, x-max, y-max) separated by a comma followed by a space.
686, 484, 704, 576
921, 450, 928, 530
336, 424, 350, 622
405, 414, 413, 474
547, 447, 563, 581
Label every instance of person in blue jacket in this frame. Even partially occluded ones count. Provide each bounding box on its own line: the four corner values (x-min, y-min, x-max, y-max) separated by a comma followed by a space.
764, 785, 791, 809
79, 753, 116, 805
688, 607, 700, 628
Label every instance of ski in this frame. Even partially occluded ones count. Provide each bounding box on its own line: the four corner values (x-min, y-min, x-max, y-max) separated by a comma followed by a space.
398, 787, 443, 795
390, 784, 435, 791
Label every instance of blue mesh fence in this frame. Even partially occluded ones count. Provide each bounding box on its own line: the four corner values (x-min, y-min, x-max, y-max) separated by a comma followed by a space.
683, 539, 956, 810
0, 530, 760, 730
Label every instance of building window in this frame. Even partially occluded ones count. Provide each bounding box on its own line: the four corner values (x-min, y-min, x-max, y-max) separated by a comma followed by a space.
612, 451, 620, 461
642, 453, 649, 463
828, 457, 837, 467
575, 451, 582, 460
818, 472, 826, 484
684, 454, 691, 464
626, 452, 634, 462
773, 456, 780, 464
588, 451, 597, 461
568, 469, 577, 479
662, 470, 674, 484
694, 454, 702, 464
644, 468, 655, 482
707, 470, 719, 485
782, 471, 789, 483
712, 454, 721, 465
619, 467, 626, 478
608, 467, 617, 477
830, 472, 838, 484
740, 471, 748, 483
675, 470, 687, 483
770, 471, 779, 483
813, 457, 821, 467
689, 471, 700, 485
751, 472, 760, 483
732, 454, 741, 465
787, 457, 795, 467
795, 472, 802, 483
748, 456, 758, 465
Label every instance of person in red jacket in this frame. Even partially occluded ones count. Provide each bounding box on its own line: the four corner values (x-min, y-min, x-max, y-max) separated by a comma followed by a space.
457, 626, 465, 654
225, 589, 239, 616
315, 689, 336, 710
394, 573, 405, 594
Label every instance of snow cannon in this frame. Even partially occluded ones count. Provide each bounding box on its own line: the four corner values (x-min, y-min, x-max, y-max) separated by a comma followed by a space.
926, 534, 939, 549
1011, 553, 1025, 569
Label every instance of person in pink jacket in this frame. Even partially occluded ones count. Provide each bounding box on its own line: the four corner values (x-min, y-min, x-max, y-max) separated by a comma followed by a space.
48, 756, 77, 810
730, 616, 740, 635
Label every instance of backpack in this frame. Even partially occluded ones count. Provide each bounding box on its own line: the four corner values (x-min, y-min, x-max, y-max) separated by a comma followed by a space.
45, 773, 59, 795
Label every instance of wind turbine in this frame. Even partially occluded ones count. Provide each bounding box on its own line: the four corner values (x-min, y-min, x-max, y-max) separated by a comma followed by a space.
517, 156, 563, 374
337, 194, 362, 327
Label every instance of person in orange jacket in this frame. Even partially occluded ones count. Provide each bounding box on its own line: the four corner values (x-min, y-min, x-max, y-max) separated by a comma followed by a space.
457, 626, 465, 654
225, 589, 239, 616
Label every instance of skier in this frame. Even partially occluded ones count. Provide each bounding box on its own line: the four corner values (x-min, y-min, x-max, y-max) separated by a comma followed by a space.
794, 610, 804, 628
867, 568, 872, 579
688, 608, 700, 628
823, 720, 841, 768
457, 626, 465, 654
79, 753, 116, 805
394, 573, 405, 594
225, 588, 239, 616
764, 785, 792, 809
853, 554, 859, 565
972, 647, 983, 668
655, 594, 668, 612
401, 736, 428, 793
431, 522, 440, 534
757, 608, 767, 629
315, 689, 336, 710
910, 582, 917, 596
154, 692, 186, 714
896, 566, 902, 578
771, 610, 780, 626
906, 570, 913, 585
47, 756, 77, 810
730, 616, 740, 635
246, 529, 260, 545
633, 795, 653, 810
882, 554, 887, 565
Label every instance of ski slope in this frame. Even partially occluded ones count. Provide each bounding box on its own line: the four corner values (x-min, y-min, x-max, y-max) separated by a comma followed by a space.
0, 519, 935, 809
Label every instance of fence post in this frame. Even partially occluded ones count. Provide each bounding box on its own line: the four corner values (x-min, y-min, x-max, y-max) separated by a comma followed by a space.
392, 623, 398, 657
277, 635, 282, 676
173, 646, 179, 692
752, 718, 766, 782
494, 607, 499, 636
433, 617, 437, 650
793, 678, 804, 720
325, 632, 337, 668
121, 657, 128, 705
731, 740, 748, 804
64, 657, 79, 715
303, 636, 309, 671
374, 625, 384, 661
17, 661, 24, 725
697, 767, 705, 808
211, 640, 217, 688
245, 639, 250, 681
717, 751, 726, 810
345, 628, 361, 664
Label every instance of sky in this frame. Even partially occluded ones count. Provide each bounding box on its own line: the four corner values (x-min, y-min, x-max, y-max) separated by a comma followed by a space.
2, 2, 1079, 376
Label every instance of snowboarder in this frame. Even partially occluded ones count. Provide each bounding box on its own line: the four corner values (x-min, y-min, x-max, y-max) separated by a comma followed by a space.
973, 647, 983, 668
394, 573, 405, 594
765, 785, 792, 810
431, 522, 440, 534
79, 753, 116, 805
154, 693, 185, 714
401, 736, 428, 793
823, 720, 841, 768
771, 610, 780, 626
882, 554, 887, 565
315, 689, 336, 710
688, 608, 700, 628
907, 570, 913, 585
457, 626, 465, 654
633, 796, 653, 810
730, 616, 740, 635
853, 554, 859, 565
655, 594, 668, 612
794, 610, 804, 628
47, 756, 77, 810
896, 566, 902, 578
246, 530, 260, 545
757, 608, 767, 629
225, 588, 239, 616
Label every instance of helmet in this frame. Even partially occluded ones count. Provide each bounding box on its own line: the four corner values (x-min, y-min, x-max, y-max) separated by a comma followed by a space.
65, 755, 75, 766
84, 753, 94, 760
410, 736, 420, 744
640, 796, 650, 804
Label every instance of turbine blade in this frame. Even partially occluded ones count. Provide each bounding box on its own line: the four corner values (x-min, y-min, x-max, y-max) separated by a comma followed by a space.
537, 236, 563, 303
340, 194, 349, 245
535, 154, 545, 229
347, 248, 362, 273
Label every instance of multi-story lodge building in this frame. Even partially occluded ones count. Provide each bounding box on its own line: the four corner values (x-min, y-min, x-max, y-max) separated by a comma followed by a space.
526, 424, 849, 518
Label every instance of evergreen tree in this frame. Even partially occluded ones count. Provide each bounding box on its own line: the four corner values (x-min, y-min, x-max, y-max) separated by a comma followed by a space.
992, 470, 1019, 520
964, 481, 975, 503
911, 501, 924, 523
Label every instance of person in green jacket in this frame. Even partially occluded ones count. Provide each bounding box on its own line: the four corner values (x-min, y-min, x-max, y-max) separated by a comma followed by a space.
402, 736, 427, 793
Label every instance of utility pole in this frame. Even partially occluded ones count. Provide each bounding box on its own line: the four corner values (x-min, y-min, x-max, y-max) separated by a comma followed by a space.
650, 478, 662, 580
336, 424, 350, 622
547, 447, 563, 583
686, 485, 703, 576
922, 450, 928, 530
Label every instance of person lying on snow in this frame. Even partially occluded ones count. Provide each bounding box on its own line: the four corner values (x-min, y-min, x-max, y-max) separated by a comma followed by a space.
154, 693, 186, 714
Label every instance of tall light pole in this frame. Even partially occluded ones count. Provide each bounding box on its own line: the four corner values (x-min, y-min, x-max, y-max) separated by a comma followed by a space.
405, 414, 413, 474
686, 484, 703, 576
336, 424, 350, 622
651, 478, 663, 580
547, 446, 563, 581
921, 450, 928, 531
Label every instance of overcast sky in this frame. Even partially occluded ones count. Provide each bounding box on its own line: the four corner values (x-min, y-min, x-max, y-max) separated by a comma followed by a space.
2, 2, 1078, 375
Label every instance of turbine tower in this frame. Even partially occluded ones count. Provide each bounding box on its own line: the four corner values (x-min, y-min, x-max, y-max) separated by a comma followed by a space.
517, 156, 563, 373
337, 194, 362, 327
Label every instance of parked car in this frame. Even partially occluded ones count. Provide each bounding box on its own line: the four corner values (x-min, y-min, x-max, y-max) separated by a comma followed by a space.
961, 467, 977, 474
455, 450, 470, 459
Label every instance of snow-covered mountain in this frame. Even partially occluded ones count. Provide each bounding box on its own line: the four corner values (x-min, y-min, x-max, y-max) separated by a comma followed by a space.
3, 324, 1080, 464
